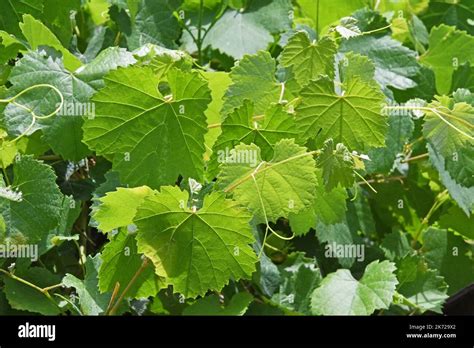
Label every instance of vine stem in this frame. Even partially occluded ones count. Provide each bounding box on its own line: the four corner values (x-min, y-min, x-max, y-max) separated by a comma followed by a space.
0, 268, 61, 305
108, 258, 150, 315
401, 152, 428, 163
412, 189, 449, 247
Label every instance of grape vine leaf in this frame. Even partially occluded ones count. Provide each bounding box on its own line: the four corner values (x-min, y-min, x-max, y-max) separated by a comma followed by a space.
311, 260, 398, 315
20, 14, 83, 71
63, 255, 111, 315
317, 139, 355, 190
4, 50, 95, 160
0, 0, 43, 38
296, 75, 387, 151
83, 66, 211, 188
2, 267, 61, 315
420, 24, 474, 95
98, 227, 162, 299
134, 186, 257, 298
340, 35, 420, 92
203, 0, 292, 59
209, 101, 298, 177
422, 227, 474, 295
288, 169, 348, 235
428, 144, 474, 215
217, 139, 317, 223
127, 0, 181, 50
423, 97, 474, 166
221, 50, 280, 116
183, 292, 253, 316
271, 252, 321, 314
93, 186, 153, 233
296, 0, 366, 33
439, 205, 474, 240
396, 255, 448, 313
422, 0, 474, 35
280, 32, 337, 88
0, 156, 63, 243
380, 230, 411, 261
366, 113, 414, 174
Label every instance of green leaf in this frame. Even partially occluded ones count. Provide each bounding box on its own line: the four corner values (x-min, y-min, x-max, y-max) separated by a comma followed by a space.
183, 292, 253, 315
209, 101, 298, 177
203, 0, 292, 59
422, 0, 474, 35
340, 35, 420, 91
311, 260, 398, 315
396, 255, 448, 313
1, 156, 63, 243
222, 50, 280, 116
423, 98, 474, 167
280, 32, 337, 88
98, 228, 161, 298
20, 14, 82, 71
2, 267, 61, 315
380, 230, 411, 261
428, 144, 474, 215
420, 24, 474, 94
127, 0, 181, 50
134, 186, 257, 298
0, 0, 43, 38
4, 50, 95, 160
62, 255, 111, 315
200, 71, 231, 160
271, 252, 321, 314
217, 139, 317, 223
316, 220, 359, 268
366, 113, 414, 174
439, 205, 474, 240
0, 31, 24, 64
296, 75, 387, 150
93, 186, 153, 233
296, 0, 366, 33
289, 169, 348, 235
422, 227, 474, 295
317, 139, 355, 190
83, 66, 211, 188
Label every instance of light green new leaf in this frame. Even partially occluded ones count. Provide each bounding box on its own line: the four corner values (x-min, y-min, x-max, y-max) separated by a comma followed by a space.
296, 0, 366, 33
20, 14, 82, 71
134, 186, 257, 298
3, 267, 61, 315
420, 25, 474, 95
183, 292, 253, 316
93, 186, 153, 233
63, 255, 111, 315
396, 255, 448, 313
422, 227, 474, 295
99, 228, 161, 299
281, 32, 337, 88
311, 260, 398, 315
0, 156, 63, 243
83, 66, 211, 188
222, 51, 280, 116
296, 75, 387, 151
209, 101, 298, 177
217, 139, 317, 223
317, 139, 355, 190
